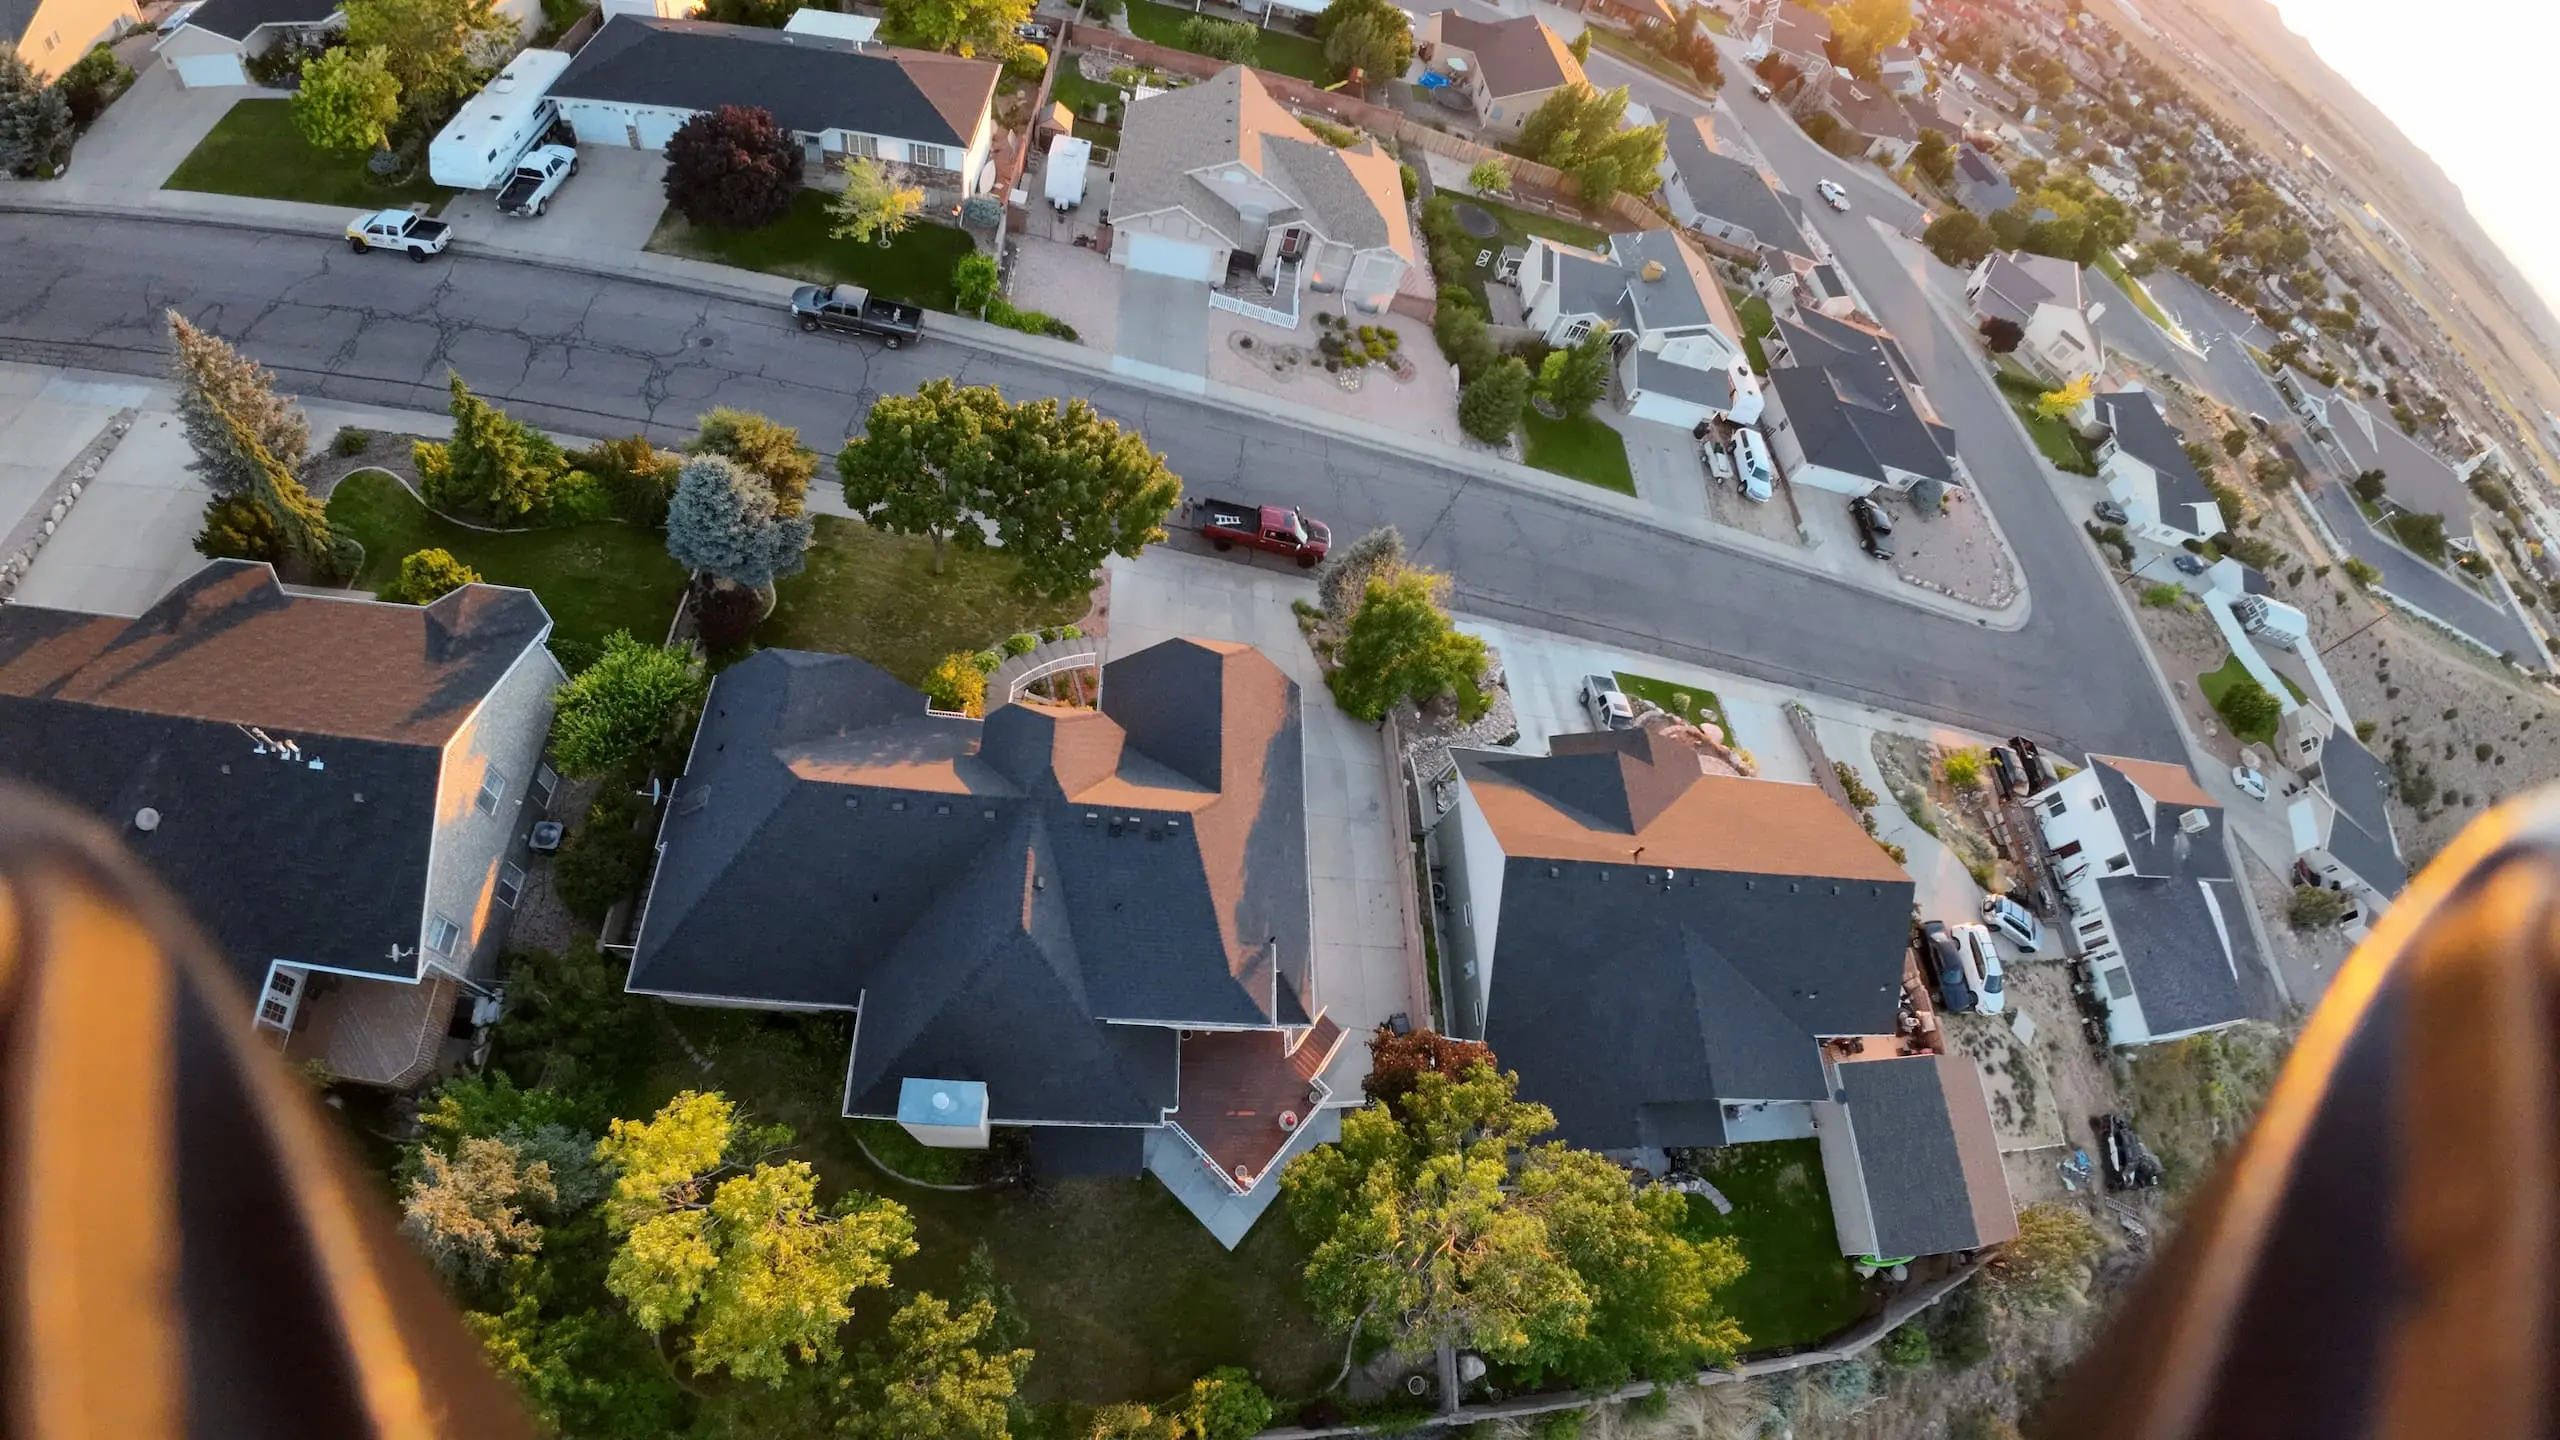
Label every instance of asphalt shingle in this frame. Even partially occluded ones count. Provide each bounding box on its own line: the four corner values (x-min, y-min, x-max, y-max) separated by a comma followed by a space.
1837, 1053, 2016, 1256
552, 17, 998, 147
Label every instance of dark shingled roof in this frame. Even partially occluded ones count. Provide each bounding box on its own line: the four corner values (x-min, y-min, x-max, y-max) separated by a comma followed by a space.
2100, 391, 2218, 518
632, 638, 1311, 1128
1661, 120, 1808, 254
1837, 1053, 2017, 1256
553, 16, 999, 147
1429, 10, 1581, 97
1461, 729, 1914, 1150
173, 0, 340, 41
0, 561, 552, 995
2089, 762, 2254, 1035
2317, 734, 2407, 896
1769, 310, 1956, 484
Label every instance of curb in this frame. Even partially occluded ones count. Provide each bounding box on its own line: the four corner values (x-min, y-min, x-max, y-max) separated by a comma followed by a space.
4, 194, 2029, 631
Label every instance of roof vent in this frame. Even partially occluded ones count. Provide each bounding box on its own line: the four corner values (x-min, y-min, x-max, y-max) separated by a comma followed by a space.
134, 807, 160, 832
2177, 807, 2211, 835
1640, 259, 1666, 282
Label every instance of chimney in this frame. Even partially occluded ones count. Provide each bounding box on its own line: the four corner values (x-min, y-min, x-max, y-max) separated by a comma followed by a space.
1640, 259, 1666, 282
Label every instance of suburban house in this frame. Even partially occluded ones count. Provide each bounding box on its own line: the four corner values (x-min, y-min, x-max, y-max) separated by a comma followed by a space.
1512, 229, 1765, 430
1108, 66, 1416, 317
2286, 731, 2406, 939
1416, 10, 1583, 138
1439, 725, 2013, 1259
0, 561, 564, 1087
1963, 250, 2103, 384
2095, 389, 2226, 546
2293, 384, 2475, 528
1876, 44, 1927, 97
549, 16, 1000, 194
1743, 0, 1831, 76
626, 637, 1348, 1238
1817, 1051, 2016, 1261
2034, 755, 2260, 1047
1819, 76, 1920, 168
1760, 307, 1960, 497
1660, 117, 1800, 255
1951, 144, 2018, 214
7, 0, 133, 80
153, 0, 343, 87
1581, 0, 1676, 29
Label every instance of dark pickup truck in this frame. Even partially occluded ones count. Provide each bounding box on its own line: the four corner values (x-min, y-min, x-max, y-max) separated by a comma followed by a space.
1200, 499, 1330, 567
788, 283, 925, 348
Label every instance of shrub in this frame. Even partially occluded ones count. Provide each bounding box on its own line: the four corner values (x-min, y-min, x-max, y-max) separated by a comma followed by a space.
1940, 747, 1984, 790
547, 631, 707, 779
972, 648, 1003, 673
2355, 718, 2378, 742
1003, 631, 1039, 656
1466, 157, 1512, 195
1398, 161, 1417, 199
2343, 557, 2381, 588
1005, 42, 1048, 80
690, 577, 764, 650
2142, 581, 2185, 607
1833, 760, 1878, 809
954, 251, 1000, 313
552, 788, 657, 923
380, 547, 481, 604
331, 425, 370, 456
1185, 1368, 1275, 1440
1879, 1322, 1931, 1369
2212, 673, 2282, 738
1178, 14, 1258, 62
924, 652, 988, 715
54, 43, 133, 124
571, 434, 684, 527
2288, 884, 2349, 931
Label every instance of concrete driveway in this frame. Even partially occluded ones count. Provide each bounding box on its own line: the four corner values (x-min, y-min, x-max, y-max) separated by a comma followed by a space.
440, 146, 672, 262
47, 64, 269, 204
1113, 270, 1212, 391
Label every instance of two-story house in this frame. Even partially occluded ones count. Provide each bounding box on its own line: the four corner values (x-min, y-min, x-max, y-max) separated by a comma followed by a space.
2293, 383, 2475, 530
1950, 144, 2018, 215
2285, 731, 2407, 940
1109, 66, 1416, 316
1964, 250, 2104, 384
1512, 228, 1764, 429
1876, 45, 1927, 97
0, 561, 564, 1087
2095, 389, 2227, 547
1439, 725, 2015, 1261
1417, 10, 1583, 138
1820, 76, 1920, 168
1759, 308, 1960, 496
9, 0, 134, 80
2033, 755, 2260, 1047
1657, 115, 1820, 273
550, 16, 1000, 195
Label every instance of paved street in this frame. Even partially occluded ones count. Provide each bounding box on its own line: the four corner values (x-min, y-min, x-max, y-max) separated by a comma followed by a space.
0, 207, 2180, 756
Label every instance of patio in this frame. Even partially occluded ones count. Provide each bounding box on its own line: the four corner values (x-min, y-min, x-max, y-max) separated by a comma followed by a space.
1167, 1017, 1349, 1195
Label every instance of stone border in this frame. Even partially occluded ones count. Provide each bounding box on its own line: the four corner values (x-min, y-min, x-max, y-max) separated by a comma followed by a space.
0, 406, 136, 601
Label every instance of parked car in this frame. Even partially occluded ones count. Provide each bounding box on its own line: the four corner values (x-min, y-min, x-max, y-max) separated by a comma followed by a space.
345, 210, 451, 260
1750, 80, 1775, 101
1701, 437, 1735, 485
1199, 499, 1331, 567
2095, 1113, 2163, 1190
1849, 496, 1895, 558
788, 283, 925, 348
157, 1, 204, 33
1989, 744, 2023, 800
2232, 764, 2268, 800
496, 144, 578, 217
1817, 179, 1849, 212
1580, 674, 1635, 730
1982, 893, 2045, 952
1951, 923, 2005, 1015
2093, 498, 2128, 525
1730, 428, 1775, 503
2172, 553, 2207, 575
1922, 920, 1973, 1013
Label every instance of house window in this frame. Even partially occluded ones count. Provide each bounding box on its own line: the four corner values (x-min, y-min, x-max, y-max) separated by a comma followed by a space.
2044, 795, 2067, 818
2102, 967, 2134, 1000
495, 863, 525, 909
2052, 839, 2083, 859
532, 764, 559, 810
427, 915, 462, 956
476, 768, 507, 815
910, 143, 948, 171
1563, 319, 1592, 342
843, 133, 878, 159
260, 997, 290, 1026
2106, 854, 2131, 872
2090, 794, 2107, 811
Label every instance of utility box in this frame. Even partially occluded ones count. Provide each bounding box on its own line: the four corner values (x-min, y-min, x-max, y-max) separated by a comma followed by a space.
897, 1078, 990, 1149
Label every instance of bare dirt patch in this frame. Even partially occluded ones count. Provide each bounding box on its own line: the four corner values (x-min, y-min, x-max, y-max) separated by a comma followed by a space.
1942, 1012, 2064, 1154
1869, 732, 2001, 889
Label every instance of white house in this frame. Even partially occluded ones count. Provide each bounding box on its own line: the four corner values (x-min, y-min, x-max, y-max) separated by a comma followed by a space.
1964, 250, 2103, 384
550, 16, 999, 193
2285, 731, 2406, 941
1759, 308, 1959, 496
1657, 116, 1819, 270
2033, 755, 2258, 1047
1513, 229, 1763, 429
1108, 66, 1415, 317
2095, 390, 2226, 546
1876, 44, 1927, 97
152, 0, 343, 87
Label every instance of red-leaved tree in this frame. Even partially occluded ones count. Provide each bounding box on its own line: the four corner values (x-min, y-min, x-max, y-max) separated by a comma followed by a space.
662, 105, 804, 231
1361, 1026, 1497, 1110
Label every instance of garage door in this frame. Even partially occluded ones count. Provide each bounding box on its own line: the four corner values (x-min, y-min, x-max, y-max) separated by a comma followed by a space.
172, 52, 247, 87
563, 104, 629, 148
1121, 233, 1221, 283
634, 108, 687, 151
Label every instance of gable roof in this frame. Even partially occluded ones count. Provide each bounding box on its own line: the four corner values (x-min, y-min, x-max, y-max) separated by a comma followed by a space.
1610, 229, 1737, 336
1112, 67, 1413, 260
0, 562, 552, 995
1662, 120, 1810, 254
1773, 0, 1832, 52
2095, 754, 2220, 812
2099, 392, 2218, 518
1837, 1054, 2017, 1256
2306, 387, 2472, 522
630, 639, 1312, 1127
1430, 11, 1582, 97
2097, 875, 2251, 1035
1828, 78, 1917, 143
169, 0, 340, 41
1768, 310, 1956, 483
551, 17, 998, 146
1953, 145, 2017, 211
1460, 729, 1914, 1149
2314, 734, 2406, 896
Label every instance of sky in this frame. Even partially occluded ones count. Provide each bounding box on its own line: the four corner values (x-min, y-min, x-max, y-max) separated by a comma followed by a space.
2267, 0, 2560, 315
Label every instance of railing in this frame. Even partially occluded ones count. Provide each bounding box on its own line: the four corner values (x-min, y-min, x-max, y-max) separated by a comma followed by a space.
1209, 257, 1303, 329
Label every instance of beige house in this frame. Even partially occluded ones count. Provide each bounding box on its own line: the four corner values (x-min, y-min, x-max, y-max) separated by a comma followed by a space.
1109, 66, 1415, 318
1417, 10, 1583, 138
1963, 249, 2104, 385
8, 0, 137, 80
152, 0, 343, 87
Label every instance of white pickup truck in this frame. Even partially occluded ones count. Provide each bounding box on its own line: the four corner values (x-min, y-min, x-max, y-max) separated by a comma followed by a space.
346, 210, 452, 261
497, 145, 578, 218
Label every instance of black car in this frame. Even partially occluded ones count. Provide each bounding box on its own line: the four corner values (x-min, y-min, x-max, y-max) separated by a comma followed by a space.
1850, 496, 1895, 558
2095, 1114, 2163, 1190
2172, 552, 2207, 575
2093, 498, 2128, 525
1922, 920, 1973, 1012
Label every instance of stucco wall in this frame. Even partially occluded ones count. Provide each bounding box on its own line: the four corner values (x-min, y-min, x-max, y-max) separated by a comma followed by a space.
18, 0, 136, 80
421, 632, 564, 982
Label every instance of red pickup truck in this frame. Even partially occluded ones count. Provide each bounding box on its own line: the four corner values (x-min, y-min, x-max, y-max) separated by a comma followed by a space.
1200, 499, 1330, 567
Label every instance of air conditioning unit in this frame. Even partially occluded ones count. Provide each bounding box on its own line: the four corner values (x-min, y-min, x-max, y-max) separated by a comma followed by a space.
2177, 807, 2212, 835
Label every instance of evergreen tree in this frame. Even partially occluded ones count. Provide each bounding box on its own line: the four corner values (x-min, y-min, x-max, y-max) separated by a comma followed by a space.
168, 310, 311, 498
1459, 356, 1532, 443
213, 408, 350, 581
0, 46, 72, 177
689, 408, 818, 515
1537, 325, 1611, 419
413, 373, 563, 522
666, 455, 813, 595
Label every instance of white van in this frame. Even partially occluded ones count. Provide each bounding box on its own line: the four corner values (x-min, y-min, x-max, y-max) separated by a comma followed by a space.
1729, 428, 1775, 503
1981, 894, 2044, 952
1951, 923, 2005, 1015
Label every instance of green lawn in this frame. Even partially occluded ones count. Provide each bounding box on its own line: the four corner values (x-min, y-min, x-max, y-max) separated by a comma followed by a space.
1584, 26, 1715, 96
1432, 193, 1611, 308
646, 190, 977, 310
2196, 652, 2299, 744
1613, 670, 1726, 733
2093, 249, 2176, 332
164, 99, 451, 213
1520, 410, 1636, 494
1676, 1139, 1871, 1351
324, 471, 687, 648
1994, 363, 2096, 476
1051, 63, 1125, 151
1121, 0, 1332, 82
1727, 286, 1774, 372
761, 515, 1084, 684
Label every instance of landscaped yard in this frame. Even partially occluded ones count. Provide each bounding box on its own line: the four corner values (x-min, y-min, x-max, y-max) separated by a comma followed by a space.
646, 190, 977, 310
1613, 670, 1728, 733
164, 99, 451, 213
1052, 63, 1125, 151
1121, 0, 1332, 82
1428, 193, 1611, 311
325, 471, 687, 648
1994, 362, 2096, 475
761, 515, 1085, 683
1676, 1138, 1871, 1351
1726, 286, 1775, 372
1520, 410, 1636, 494
2196, 651, 2303, 745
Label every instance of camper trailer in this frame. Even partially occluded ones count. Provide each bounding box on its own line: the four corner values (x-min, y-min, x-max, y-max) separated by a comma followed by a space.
429, 49, 573, 191
1044, 134, 1091, 213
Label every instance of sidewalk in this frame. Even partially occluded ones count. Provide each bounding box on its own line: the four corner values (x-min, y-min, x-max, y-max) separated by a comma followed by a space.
0, 183, 2030, 632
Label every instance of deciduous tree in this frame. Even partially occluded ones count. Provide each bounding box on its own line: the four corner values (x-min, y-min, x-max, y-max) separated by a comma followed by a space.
1326, 567, 1489, 722
381, 547, 481, 603
597, 1091, 917, 1383
662, 106, 803, 230
666, 454, 813, 594
837, 377, 1009, 572
833, 1293, 1032, 1440
1317, 0, 1412, 82
292, 44, 401, 153
168, 310, 310, 497
1179, 14, 1258, 62
1537, 324, 1611, 419
1913, 126, 1954, 187
990, 396, 1183, 599
1363, 1026, 1495, 1108
1466, 157, 1512, 195
1516, 1146, 1747, 1387
1925, 210, 1995, 270
401, 1136, 558, 1283
2035, 373, 2093, 420
1820, 0, 1912, 77
546, 630, 708, 778
828, 156, 925, 245
691, 407, 819, 515
343, 0, 512, 113
879, 0, 1030, 56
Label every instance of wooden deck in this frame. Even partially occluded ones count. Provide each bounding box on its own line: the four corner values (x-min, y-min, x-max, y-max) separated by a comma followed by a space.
284, 972, 458, 1088
1169, 1016, 1347, 1193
